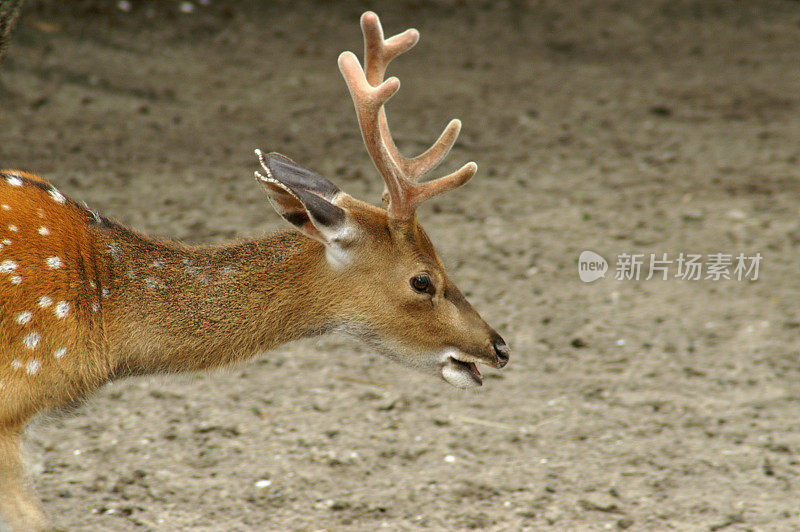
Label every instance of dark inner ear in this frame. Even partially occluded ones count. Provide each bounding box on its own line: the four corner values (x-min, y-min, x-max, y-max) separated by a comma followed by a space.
259, 177, 345, 244
284, 211, 310, 228
291, 187, 345, 229
260, 180, 313, 228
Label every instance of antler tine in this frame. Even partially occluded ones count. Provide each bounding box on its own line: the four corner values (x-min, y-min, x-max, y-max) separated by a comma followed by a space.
361, 12, 466, 182
363, 11, 476, 184
338, 50, 407, 208
361, 11, 418, 88
406, 161, 478, 213
342, 11, 478, 219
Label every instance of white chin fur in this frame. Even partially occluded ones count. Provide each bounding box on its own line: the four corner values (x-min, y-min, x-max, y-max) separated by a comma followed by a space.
441, 362, 481, 388
333, 330, 482, 389
439, 348, 482, 388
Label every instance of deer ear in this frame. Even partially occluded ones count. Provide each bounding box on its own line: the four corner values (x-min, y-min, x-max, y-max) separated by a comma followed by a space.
256, 151, 341, 200
255, 150, 349, 246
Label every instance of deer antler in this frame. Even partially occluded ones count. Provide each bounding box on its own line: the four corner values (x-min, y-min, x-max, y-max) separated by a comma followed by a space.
338, 11, 477, 220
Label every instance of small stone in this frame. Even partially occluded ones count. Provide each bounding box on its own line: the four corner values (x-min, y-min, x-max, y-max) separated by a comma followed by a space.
617, 518, 634, 529
726, 209, 747, 220
570, 338, 588, 348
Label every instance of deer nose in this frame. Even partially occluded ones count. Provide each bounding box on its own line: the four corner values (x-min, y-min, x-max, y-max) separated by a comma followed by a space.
493, 337, 510, 368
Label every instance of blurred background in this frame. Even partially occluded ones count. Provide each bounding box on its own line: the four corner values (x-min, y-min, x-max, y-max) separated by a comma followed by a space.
1, 1, 799, 529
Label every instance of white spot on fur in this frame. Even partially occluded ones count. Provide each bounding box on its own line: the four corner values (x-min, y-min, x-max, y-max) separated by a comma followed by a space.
53, 347, 67, 359
49, 188, 66, 203
7, 224, 17, 232
144, 276, 162, 289
11, 359, 22, 370
152, 259, 165, 269
105, 243, 123, 261
127, 269, 137, 279
38, 227, 50, 236
25, 359, 40, 375
219, 265, 235, 275
22, 331, 41, 350
46, 256, 62, 269
15, 311, 32, 325
0, 259, 17, 272
10, 275, 21, 285
54, 301, 70, 318
89, 281, 96, 288
38, 295, 53, 308
183, 259, 199, 276
102, 288, 110, 297
1, 204, 9, 210
81, 201, 101, 223
92, 302, 99, 312
2, 239, 11, 245
37, 209, 45, 218
6, 175, 22, 186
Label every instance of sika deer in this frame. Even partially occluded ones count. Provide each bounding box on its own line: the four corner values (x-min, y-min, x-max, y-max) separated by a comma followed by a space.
0, 11, 508, 531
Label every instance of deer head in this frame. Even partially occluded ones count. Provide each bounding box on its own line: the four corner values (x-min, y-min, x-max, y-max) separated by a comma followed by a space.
255, 12, 508, 388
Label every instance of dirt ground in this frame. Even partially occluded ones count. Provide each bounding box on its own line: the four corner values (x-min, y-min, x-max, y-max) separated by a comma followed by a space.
1, 0, 800, 530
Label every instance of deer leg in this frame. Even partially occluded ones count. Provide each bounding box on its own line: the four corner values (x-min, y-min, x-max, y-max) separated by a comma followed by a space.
0, 427, 50, 532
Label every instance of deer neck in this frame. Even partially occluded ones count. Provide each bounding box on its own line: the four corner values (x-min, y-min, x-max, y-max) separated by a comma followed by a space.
98, 225, 336, 378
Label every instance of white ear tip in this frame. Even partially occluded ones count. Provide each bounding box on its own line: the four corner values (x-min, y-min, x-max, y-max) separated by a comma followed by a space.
255, 170, 265, 181
255, 150, 271, 174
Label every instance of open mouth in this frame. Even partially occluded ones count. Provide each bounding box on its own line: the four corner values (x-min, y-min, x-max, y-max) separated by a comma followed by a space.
441, 355, 483, 388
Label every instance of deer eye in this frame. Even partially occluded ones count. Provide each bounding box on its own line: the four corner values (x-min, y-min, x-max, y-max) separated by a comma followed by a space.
411, 274, 433, 295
